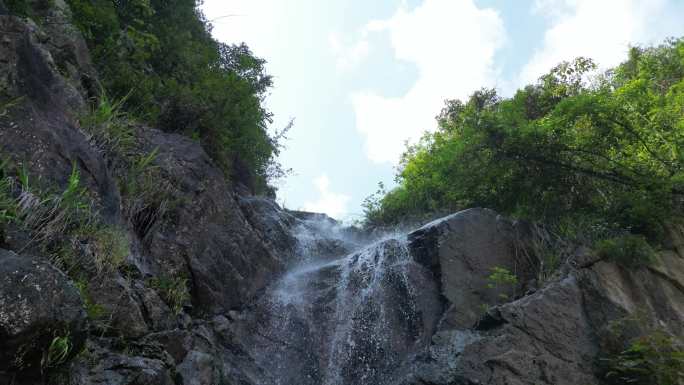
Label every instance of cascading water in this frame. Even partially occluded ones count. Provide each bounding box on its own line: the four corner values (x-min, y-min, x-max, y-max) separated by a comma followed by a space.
236, 217, 442, 385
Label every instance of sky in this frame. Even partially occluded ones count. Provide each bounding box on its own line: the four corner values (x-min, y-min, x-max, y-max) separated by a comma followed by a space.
200, 0, 684, 220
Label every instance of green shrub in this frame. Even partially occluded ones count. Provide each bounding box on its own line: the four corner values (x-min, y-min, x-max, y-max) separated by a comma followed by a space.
603, 330, 684, 385
149, 275, 190, 315
4, 0, 32, 17
595, 234, 657, 268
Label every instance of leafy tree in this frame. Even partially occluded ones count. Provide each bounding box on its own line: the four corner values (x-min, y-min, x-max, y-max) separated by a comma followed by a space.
366, 38, 684, 243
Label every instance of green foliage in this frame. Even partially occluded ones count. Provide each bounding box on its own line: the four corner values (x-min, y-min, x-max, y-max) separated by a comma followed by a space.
149, 275, 190, 315
4, 0, 32, 17
486, 266, 518, 302
43, 334, 72, 370
595, 233, 657, 269
603, 330, 684, 385
365, 38, 684, 244
74, 280, 107, 320
65, 0, 283, 192
0, 97, 22, 118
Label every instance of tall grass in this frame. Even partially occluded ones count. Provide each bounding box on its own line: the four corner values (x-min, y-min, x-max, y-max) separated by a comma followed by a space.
80, 90, 135, 156
120, 149, 173, 242
15, 164, 94, 249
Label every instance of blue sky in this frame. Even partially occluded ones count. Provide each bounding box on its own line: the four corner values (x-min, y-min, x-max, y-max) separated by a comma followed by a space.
201, 0, 684, 220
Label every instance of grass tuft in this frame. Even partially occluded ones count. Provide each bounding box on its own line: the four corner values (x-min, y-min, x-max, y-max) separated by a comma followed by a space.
79, 90, 135, 156
149, 275, 190, 315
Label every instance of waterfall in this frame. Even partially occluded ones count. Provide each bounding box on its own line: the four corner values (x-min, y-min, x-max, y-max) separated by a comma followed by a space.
237, 217, 442, 385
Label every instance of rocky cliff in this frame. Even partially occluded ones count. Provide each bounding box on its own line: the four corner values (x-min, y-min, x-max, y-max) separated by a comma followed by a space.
0, 3, 682, 385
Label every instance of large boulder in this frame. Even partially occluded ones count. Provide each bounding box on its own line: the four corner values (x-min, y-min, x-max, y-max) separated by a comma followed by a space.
408, 208, 536, 329
400, 209, 684, 385
578, 255, 684, 354
0, 249, 87, 380
403, 276, 600, 385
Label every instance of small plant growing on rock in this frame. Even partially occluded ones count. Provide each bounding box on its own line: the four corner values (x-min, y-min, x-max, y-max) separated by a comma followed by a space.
486, 266, 518, 302
149, 275, 190, 315
86, 225, 130, 275
74, 280, 107, 321
0, 158, 17, 228
42, 334, 72, 370
15, 163, 95, 247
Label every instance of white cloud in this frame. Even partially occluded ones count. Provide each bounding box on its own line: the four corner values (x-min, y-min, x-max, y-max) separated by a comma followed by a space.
349, 0, 505, 164
200, 0, 283, 58
519, 0, 684, 86
329, 32, 371, 71
303, 175, 351, 219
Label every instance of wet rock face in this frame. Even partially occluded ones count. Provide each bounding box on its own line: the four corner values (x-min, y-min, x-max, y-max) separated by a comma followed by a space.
234, 234, 443, 385
0, 249, 87, 380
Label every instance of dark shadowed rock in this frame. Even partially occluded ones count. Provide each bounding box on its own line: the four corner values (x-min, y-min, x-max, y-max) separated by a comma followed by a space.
0, 249, 87, 380
0, 15, 120, 225
68, 339, 175, 385
238, 195, 299, 258
135, 128, 285, 314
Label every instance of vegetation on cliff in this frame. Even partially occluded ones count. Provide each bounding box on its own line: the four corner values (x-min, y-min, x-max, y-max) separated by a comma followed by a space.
7, 0, 284, 194
364, 38, 684, 244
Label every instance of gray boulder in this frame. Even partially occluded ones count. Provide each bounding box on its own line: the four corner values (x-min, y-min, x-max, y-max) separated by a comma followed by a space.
0, 249, 87, 380
401, 209, 684, 385
408, 208, 536, 330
